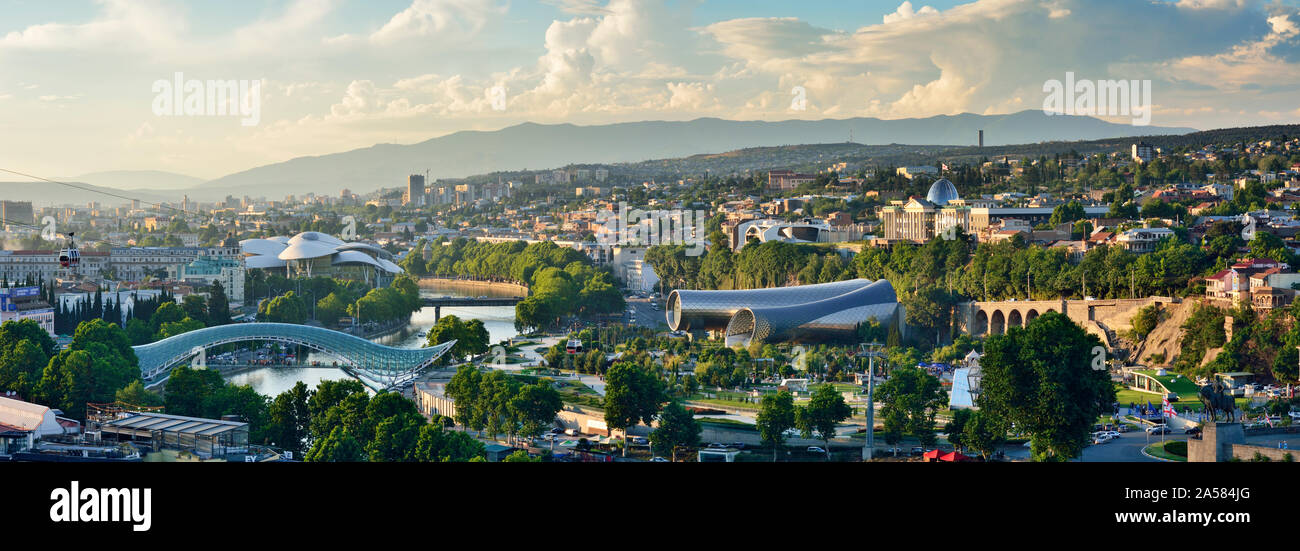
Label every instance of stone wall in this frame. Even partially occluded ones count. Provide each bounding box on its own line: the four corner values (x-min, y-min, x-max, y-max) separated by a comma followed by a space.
1230, 444, 1297, 462
1188, 422, 1244, 462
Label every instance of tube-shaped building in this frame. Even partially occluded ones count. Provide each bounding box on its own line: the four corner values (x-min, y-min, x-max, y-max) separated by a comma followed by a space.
723, 279, 901, 347
666, 279, 879, 332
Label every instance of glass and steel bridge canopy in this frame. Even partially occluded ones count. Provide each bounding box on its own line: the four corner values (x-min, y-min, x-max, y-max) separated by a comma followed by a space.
133, 322, 455, 388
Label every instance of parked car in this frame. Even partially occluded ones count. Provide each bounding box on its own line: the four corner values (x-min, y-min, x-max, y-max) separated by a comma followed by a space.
729, 442, 746, 450
707, 442, 728, 449
1146, 425, 1170, 435
1116, 424, 1133, 433
1101, 431, 1122, 439
807, 446, 827, 454
1184, 427, 1202, 436
649, 456, 670, 462
564, 428, 580, 436
1092, 433, 1113, 444
910, 446, 924, 456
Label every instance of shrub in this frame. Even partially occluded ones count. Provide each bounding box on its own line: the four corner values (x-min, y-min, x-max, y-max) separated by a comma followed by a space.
1164, 440, 1187, 456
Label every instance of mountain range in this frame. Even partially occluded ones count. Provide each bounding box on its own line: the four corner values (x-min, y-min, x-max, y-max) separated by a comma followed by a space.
4, 111, 1195, 205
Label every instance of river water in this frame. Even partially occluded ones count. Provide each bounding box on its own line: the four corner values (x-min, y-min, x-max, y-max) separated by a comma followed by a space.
224, 281, 522, 397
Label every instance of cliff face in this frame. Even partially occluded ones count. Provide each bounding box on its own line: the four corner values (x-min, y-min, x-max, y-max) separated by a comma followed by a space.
1131, 299, 1198, 367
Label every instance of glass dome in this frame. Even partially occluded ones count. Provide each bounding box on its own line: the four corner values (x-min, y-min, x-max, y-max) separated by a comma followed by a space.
925, 178, 960, 206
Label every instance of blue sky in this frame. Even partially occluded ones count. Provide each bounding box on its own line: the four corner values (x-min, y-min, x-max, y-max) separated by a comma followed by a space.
1, 0, 1298, 179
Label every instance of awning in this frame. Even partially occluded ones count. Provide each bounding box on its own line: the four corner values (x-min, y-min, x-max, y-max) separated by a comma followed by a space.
939, 451, 971, 462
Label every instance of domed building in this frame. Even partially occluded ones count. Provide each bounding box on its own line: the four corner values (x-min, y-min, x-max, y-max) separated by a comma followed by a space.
925, 178, 960, 206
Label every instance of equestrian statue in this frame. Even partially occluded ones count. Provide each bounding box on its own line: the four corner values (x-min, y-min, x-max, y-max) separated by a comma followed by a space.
1198, 379, 1236, 423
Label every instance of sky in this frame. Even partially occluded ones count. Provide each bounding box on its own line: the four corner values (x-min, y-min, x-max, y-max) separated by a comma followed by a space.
2, 0, 1300, 181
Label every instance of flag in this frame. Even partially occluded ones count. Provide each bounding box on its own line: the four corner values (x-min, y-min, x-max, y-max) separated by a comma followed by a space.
1162, 396, 1175, 418
1266, 415, 1274, 428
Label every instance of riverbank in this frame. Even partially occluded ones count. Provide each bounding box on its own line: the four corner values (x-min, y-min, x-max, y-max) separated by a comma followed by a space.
418, 277, 528, 296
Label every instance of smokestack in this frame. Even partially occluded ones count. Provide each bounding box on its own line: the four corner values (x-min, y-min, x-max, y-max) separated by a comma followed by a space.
978, 130, 984, 148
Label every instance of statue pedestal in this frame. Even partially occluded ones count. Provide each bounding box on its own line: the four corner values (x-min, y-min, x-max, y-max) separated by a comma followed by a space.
1188, 422, 1243, 462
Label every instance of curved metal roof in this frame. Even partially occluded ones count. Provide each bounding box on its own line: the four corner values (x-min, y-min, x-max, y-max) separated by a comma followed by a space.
723, 279, 900, 346
133, 322, 455, 383
666, 279, 878, 331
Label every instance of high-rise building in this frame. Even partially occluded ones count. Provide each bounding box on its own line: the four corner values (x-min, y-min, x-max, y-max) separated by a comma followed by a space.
1132, 142, 1155, 164
0, 200, 34, 226
406, 175, 426, 206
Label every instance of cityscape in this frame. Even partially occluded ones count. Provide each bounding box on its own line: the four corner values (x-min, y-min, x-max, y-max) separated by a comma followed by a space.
2, 0, 1298, 531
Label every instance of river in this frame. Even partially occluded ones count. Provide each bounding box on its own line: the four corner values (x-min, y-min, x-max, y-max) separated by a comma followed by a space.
224, 280, 522, 397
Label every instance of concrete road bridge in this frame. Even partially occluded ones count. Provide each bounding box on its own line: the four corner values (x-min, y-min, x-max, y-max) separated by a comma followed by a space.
421, 296, 524, 319
134, 322, 456, 391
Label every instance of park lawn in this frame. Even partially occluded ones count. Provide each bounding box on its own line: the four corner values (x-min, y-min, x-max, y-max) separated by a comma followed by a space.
1116, 385, 1251, 413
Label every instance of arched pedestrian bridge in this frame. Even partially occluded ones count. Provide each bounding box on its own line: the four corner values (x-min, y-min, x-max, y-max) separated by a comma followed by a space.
133, 323, 456, 390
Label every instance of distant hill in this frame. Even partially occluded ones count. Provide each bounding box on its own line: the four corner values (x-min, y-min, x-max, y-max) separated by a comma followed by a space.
187, 111, 1194, 201
0, 181, 175, 209
60, 170, 204, 191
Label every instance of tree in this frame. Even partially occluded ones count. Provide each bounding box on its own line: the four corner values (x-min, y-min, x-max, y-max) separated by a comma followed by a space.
306, 426, 365, 462
426, 315, 490, 363
163, 365, 226, 416
316, 292, 351, 326
180, 294, 209, 326
944, 408, 973, 452
367, 412, 426, 462
962, 410, 1006, 461
756, 390, 796, 462
259, 291, 308, 324
977, 312, 1115, 461
114, 380, 163, 408
207, 280, 232, 325
266, 381, 312, 457
649, 400, 701, 462
510, 382, 563, 441
411, 424, 485, 462
877, 366, 946, 448
796, 384, 852, 459
603, 362, 666, 457
502, 449, 541, 462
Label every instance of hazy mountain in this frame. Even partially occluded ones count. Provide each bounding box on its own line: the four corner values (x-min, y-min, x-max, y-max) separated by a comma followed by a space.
60, 170, 205, 191
0, 181, 176, 209
189, 111, 1194, 200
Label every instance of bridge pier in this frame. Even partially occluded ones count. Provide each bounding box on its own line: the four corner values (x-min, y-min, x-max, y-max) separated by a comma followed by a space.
434, 306, 440, 321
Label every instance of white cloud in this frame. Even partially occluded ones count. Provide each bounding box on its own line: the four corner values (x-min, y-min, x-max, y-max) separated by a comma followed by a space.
368, 0, 506, 45
883, 1, 939, 24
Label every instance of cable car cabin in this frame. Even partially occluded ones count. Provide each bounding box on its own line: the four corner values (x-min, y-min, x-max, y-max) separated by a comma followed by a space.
59, 247, 79, 268
59, 233, 80, 268
565, 339, 583, 354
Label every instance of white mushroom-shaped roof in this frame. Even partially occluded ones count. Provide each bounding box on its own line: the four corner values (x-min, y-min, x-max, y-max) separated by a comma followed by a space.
241, 232, 403, 274
240, 238, 289, 257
